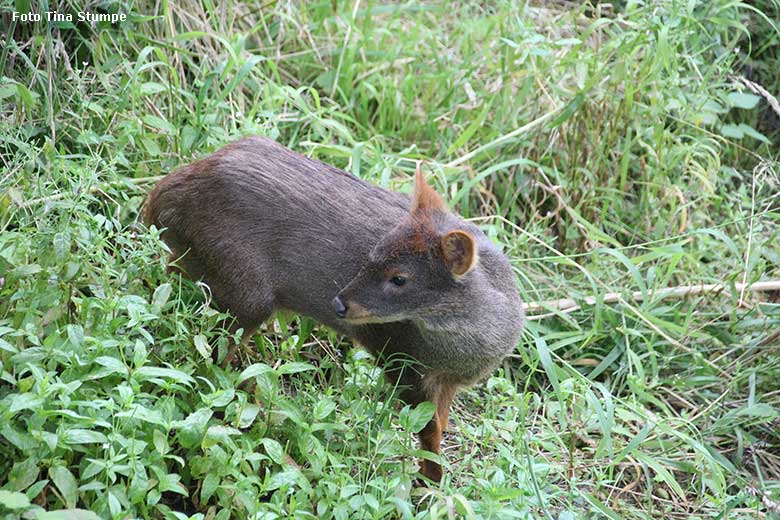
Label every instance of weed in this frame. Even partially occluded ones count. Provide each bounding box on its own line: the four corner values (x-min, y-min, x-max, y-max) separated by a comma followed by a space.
1, 1, 778, 518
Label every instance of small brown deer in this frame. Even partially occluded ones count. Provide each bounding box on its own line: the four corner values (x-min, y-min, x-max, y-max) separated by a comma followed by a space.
145, 136, 524, 482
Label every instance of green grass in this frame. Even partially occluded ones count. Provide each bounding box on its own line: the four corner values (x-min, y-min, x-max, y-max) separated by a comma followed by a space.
1, 1, 780, 518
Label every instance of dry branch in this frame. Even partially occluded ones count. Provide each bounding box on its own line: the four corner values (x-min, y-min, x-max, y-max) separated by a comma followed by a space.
523, 280, 780, 319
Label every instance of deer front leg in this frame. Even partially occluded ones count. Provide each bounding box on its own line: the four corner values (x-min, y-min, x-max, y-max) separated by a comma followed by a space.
383, 363, 458, 483
417, 379, 457, 483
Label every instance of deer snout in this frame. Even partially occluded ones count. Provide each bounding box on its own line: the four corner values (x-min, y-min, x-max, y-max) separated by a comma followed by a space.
332, 295, 347, 318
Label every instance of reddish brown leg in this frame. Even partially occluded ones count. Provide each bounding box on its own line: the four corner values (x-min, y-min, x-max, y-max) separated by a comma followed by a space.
382, 365, 458, 483
418, 382, 457, 483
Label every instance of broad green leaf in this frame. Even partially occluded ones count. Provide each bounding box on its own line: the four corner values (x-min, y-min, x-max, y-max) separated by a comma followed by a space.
237, 363, 273, 384
719, 123, 768, 142
277, 362, 316, 375
63, 429, 108, 444
8, 393, 43, 414
201, 473, 220, 503
38, 511, 102, 520
202, 425, 241, 448
205, 388, 235, 407
0, 490, 30, 509
261, 438, 285, 465
108, 491, 121, 517
175, 408, 212, 448
401, 401, 435, 434
157, 473, 188, 496
265, 468, 301, 491
15, 83, 38, 110
92, 356, 128, 377
313, 398, 337, 421
720, 124, 744, 139
141, 137, 161, 156
0, 337, 18, 353
133, 341, 148, 368
739, 123, 770, 143
142, 115, 175, 134
727, 92, 760, 109
151, 283, 172, 309
66, 325, 84, 348
134, 366, 195, 386
116, 404, 167, 427
193, 334, 211, 360
8, 458, 38, 491
48, 466, 78, 509
237, 404, 261, 429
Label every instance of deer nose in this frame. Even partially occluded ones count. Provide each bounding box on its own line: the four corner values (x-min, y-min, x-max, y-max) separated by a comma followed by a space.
332, 296, 347, 318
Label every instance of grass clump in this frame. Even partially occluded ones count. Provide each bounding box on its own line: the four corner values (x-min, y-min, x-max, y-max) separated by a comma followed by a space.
1, 1, 779, 518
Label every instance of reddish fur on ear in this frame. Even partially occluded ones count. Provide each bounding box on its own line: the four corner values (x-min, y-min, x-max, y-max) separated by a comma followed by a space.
411, 162, 446, 214
442, 230, 478, 276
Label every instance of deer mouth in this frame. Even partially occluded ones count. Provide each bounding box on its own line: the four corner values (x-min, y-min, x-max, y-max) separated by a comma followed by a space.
344, 302, 409, 324
343, 304, 406, 325
342, 302, 380, 324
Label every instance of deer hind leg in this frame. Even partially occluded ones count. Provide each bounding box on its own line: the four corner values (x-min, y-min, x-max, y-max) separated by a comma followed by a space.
221, 323, 259, 368
219, 297, 275, 368
193, 272, 273, 368
160, 240, 275, 368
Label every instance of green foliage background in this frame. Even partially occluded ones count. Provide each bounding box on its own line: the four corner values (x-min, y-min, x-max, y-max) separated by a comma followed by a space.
1, 1, 779, 518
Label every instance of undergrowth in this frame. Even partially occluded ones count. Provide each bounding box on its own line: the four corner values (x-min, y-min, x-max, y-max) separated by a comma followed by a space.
1, 1, 779, 519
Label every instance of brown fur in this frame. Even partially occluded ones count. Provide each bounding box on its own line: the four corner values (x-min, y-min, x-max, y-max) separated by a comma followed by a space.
417, 375, 458, 482
411, 163, 446, 214
145, 137, 524, 483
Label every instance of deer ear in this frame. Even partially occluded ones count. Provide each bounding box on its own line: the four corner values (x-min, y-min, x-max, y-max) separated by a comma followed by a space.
441, 230, 478, 276
411, 162, 446, 214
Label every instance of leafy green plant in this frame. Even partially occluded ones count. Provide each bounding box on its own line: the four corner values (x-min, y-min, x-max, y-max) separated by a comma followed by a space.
1, 1, 778, 518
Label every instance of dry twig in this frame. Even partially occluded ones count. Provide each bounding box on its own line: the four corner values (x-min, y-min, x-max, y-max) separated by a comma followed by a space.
524, 280, 780, 318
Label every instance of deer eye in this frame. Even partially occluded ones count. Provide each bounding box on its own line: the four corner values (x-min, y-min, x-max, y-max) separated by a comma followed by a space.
389, 275, 407, 287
